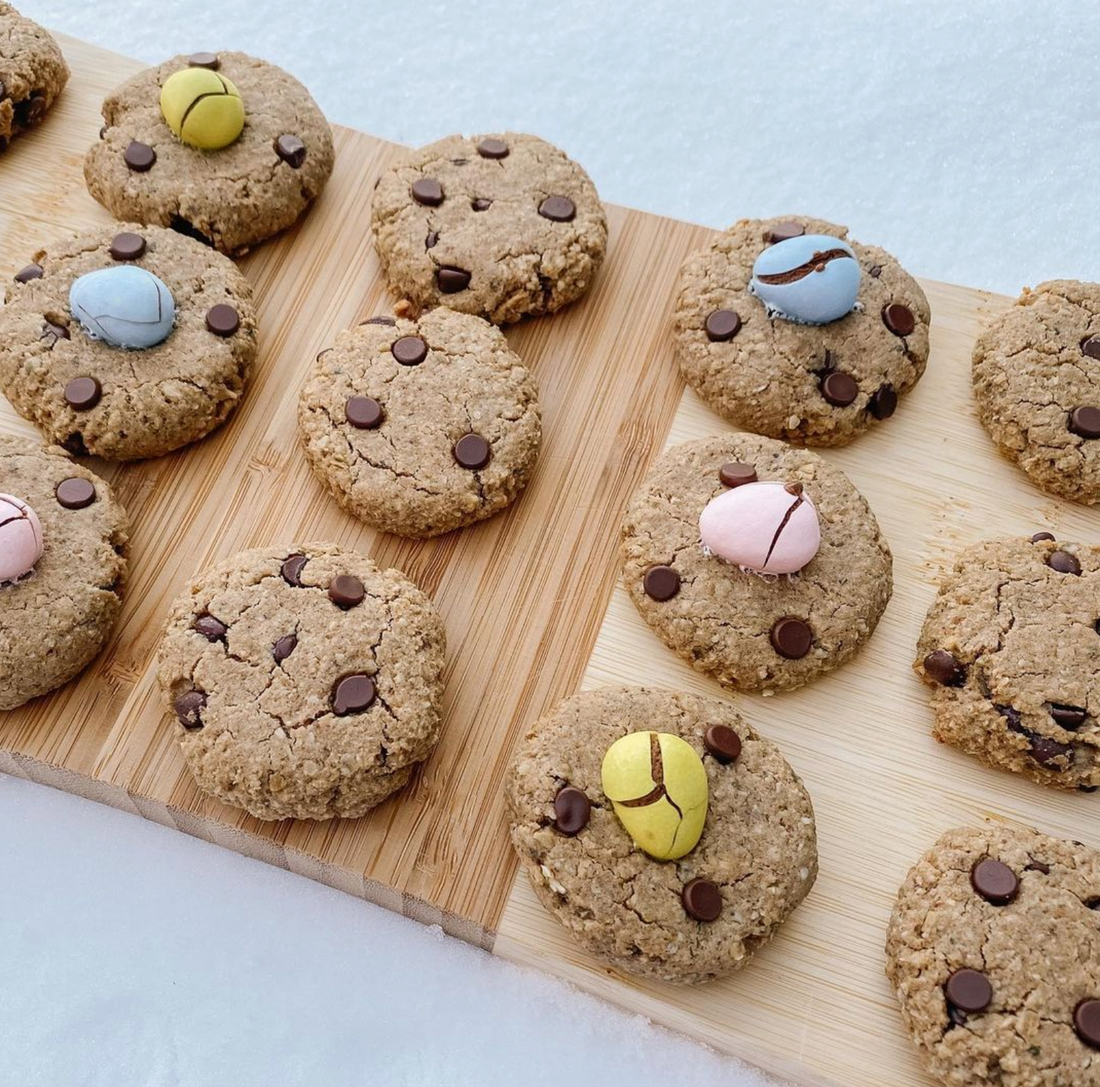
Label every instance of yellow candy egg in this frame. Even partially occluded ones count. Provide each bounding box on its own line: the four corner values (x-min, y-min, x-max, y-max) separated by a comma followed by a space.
160, 68, 244, 151
601, 731, 708, 861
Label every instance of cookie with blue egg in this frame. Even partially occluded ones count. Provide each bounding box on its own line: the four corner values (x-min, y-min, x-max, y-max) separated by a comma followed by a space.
0, 223, 257, 459
0, 3, 69, 152
674, 215, 930, 445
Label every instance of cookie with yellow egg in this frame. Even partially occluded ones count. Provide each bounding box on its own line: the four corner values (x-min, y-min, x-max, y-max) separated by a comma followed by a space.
505, 686, 818, 984
84, 51, 334, 255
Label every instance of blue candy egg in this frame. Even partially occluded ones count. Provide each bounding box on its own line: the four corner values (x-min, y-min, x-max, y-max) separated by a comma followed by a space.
69, 265, 176, 349
749, 234, 861, 325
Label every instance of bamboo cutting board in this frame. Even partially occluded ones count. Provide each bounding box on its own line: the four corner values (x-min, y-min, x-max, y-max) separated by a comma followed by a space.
2, 33, 1097, 1087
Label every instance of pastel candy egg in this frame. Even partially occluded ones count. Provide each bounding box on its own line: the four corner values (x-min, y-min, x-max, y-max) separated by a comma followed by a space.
160, 68, 244, 151
750, 233, 861, 325
69, 265, 175, 349
0, 494, 43, 583
601, 731, 708, 861
699, 480, 820, 575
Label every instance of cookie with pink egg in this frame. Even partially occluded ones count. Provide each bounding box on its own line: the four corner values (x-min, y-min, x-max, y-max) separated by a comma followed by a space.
0, 435, 128, 710
620, 432, 892, 694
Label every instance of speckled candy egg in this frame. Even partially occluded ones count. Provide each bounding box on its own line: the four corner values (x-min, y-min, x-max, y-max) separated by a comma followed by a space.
699, 480, 821, 575
69, 265, 176, 349
0, 494, 43, 583
750, 233, 861, 325
160, 68, 245, 151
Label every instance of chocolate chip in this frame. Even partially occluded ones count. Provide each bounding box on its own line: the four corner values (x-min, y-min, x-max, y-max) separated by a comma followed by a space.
643, 564, 680, 601
392, 335, 428, 366
1031, 531, 1056, 543
1083, 336, 1100, 361
193, 614, 227, 642
411, 178, 444, 206
55, 477, 96, 509
681, 878, 723, 922
882, 303, 916, 337
553, 786, 590, 835
109, 232, 146, 261
1050, 704, 1087, 729
205, 304, 240, 337
821, 370, 859, 407
437, 266, 471, 293
923, 649, 966, 686
1048, 550, 1081, 575
328, 575, 365, 609
538, 195, 576, 223
453, 433, 491, 470
471, 197, 492, 211
770, 617, 813, 659
362, 316, 397, 326
719, 462, 757, 488
273, 633, 298, 663
281, 553, 307, 586
14, 263, 42, 283
869, 264, 883, 278
425, 231, 439, 249
1070, 406, 1100, 439
124, 140, 156, 172
41, 321, 69, 346
477, 137, 509, 159
705, 309, 741, 342
174, 690, 206, 729
704, 724, 742, 764
947, 1004, 969, 1028
970, 859, 1019, 905
64, 376, 101, 411
1026, 859, 1052, 875
1075, 1000, 1100, 1049
274, 134, 306, 168
1030, 734, 1074, 766
944, 969, 992, 1014
17, 94, 45, 127
346, 396, 384, 429
188, 52, 220, 69
766, 221, 804, 244
868, 383, 898, 419
332, 674, 376, 715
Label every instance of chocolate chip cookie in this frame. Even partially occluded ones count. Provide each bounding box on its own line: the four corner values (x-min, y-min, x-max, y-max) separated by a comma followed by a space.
370, 132, 607, 325
887, 825, 1100, 1087
85, 51, 334, 255
298, 307, 541, 537
973, 281, 1100, 504
0, 223, 257, 460
674, 216, 930, 445
621, 434, 893, 693
0, 4, 68, 152
156, 542, 446, 821
0, 436, 128, 710
916, 535, 1100, 791
506, 686, 818, 984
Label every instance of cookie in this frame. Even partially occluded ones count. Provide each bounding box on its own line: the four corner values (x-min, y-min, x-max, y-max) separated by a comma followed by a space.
886, 825, 1100, 1087
621, 434, 892, 693
916, 535, 1100, 791
0, 436, 128, 710
156, 542, 446, 821
506, 686, 818, 984
370, 132, 607, 325
0, 4, 68, 152
0, 223, 257, 460
973, 281, 1100, 504
673, 215, 930, 445
298, 307, 541, 537
84, 51, 334, 255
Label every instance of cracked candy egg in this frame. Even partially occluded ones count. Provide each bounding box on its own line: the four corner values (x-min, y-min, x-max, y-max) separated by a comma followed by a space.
160, 67, 245, 151
0, 494, 43, 583
750, 233, 861, 325
69, 265, 176, 350
601, 730, 708, 861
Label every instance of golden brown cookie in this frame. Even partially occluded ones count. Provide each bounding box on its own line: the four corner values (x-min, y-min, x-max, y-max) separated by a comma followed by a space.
0, 4, 68, 152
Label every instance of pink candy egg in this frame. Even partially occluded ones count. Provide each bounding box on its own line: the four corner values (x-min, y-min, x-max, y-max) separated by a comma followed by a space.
699, 480, 820, 575
0, 493, 44, 583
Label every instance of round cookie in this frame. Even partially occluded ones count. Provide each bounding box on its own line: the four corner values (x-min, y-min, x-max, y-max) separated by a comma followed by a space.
915, 535, 1100, 791
0, 223, 257, 460
621, 434, 892, 693
674, 215, 930, 445
85, 51, 334, 255
156, 542, 446, 821
298, 307, 541, 537
506, 686, 818, 984
973, 281, 1100, 504
0, 436, 128, 710
370, 132, 607, 325
0, 4, 68, 152
886, 825, 1100, 1087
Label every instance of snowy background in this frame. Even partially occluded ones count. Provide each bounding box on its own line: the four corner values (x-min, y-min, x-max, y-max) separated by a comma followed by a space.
3, 1, 1099, 1084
